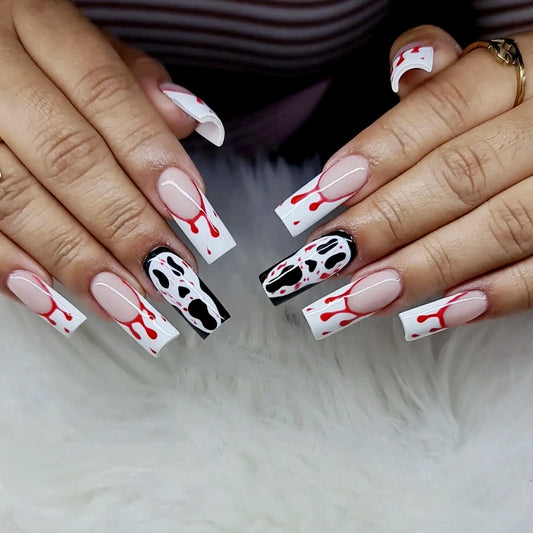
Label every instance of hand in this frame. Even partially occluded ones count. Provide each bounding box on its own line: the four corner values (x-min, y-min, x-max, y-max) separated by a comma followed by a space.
260, 24, 533, 341
0, 0, 234, 354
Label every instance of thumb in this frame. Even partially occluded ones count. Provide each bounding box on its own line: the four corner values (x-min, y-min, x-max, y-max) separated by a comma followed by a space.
389, 24, 462, 99
106, 33, 224, 146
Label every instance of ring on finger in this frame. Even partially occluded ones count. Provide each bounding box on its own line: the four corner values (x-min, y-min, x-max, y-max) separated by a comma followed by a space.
462, 37, 526, 107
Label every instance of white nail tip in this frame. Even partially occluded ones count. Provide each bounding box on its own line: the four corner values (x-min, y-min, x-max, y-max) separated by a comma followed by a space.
390, 46, 434, 93
398, 290, 488, 342
161, 85, 225, 146
7, 272, 86, 337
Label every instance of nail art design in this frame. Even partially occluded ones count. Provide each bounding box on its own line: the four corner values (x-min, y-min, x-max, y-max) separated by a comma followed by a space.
7, 270, 86, 336
144, 247, 230, 338
259, 231, 356, 305
158, 168, 236, 265
390, 45, 434, 93
91, 272, 179, 356
275, 155, 368, 236
161, 83, 225, 146
303, 269, 402, 340
398, 290, 488, 341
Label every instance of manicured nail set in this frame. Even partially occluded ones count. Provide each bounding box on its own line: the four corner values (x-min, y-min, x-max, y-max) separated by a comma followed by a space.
10, 65, 486, 353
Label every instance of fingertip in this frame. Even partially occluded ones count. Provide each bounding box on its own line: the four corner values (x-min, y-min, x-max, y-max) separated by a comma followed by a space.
389, 25, 462, 98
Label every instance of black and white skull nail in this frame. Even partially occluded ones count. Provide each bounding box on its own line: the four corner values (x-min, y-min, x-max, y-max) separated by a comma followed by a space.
259, 231, 356, 306
144, 247, 230, 338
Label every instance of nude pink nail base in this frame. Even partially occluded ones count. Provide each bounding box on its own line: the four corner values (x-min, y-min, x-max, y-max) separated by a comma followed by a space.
303, 269, 402, 340
161, 83, 225, 146
158, 168, 236, 264
399, 290, 488, 341
7, 270, 86, 336
91, 272, 179, 357
390, 45, 434, 93
275, 155, 369, 237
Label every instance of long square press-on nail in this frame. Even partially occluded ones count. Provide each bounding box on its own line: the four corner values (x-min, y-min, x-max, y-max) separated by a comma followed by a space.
157, 168, 236, 264
144, 247, 230, 338
275, 155, 368, 236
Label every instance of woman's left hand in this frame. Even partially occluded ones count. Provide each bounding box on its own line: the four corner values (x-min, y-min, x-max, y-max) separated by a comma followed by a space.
260, 24, 533, 341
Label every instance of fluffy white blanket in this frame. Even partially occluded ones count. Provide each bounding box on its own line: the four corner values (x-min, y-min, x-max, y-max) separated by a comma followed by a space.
0, 149, 532, 532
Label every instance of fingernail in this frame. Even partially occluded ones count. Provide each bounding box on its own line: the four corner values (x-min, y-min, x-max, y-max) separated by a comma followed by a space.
275, 155, 369, 236
7, 270, 86, 336
390, 45, 434, 93
144, 247, 230, 338
399, 290, 488, 341
259, 231, 356, 306
90, 272, 179, 356
302, 269, 402, 340
160, 83, 225, 146
157, 168, 236, 264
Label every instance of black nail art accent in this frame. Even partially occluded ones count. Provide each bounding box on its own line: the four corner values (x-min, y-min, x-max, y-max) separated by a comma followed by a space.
258, 231, 356, 306
144, 247, 230, 338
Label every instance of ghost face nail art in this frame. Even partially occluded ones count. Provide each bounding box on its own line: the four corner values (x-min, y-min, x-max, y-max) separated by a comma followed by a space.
390, 45, 434, 93
275, 155, 368, 236
259, 231, 356, 305
7, 270, 86, 336
144, 247, 230, 339
158, 168, 236, 265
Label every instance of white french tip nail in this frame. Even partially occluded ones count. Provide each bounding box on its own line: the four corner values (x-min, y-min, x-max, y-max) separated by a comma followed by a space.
390, 46, 434, 93
398, 290, 488, 341
91, 272, 180, 357
275, 155, 369, 237
157, 168, 237, 264
7, 271, 87, 337
161, 83, 225, 147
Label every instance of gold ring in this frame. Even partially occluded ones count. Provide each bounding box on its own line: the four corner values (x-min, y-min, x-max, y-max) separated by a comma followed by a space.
462, 38, 526, 107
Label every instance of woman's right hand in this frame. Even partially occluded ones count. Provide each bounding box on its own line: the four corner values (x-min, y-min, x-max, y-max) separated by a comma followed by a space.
0, 0, 235, 354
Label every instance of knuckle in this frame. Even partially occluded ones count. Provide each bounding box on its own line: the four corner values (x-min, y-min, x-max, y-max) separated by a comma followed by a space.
512, 262, 533, 311
118, 121, 167, 160
0, 163, 35, 227
420, 240, 456, 287
76, 63, 137, 114
40, 128, 104, 185
434, 142, 491, 208
369, 193, 409, 244
46, 227, 86, 273
487, 197, 533, 259
378, 115, 423, 159
420, 77, 469, 134
100, 196, 150, 245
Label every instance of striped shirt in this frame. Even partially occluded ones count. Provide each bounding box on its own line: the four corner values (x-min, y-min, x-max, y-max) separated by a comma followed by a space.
73, 0, 533, 157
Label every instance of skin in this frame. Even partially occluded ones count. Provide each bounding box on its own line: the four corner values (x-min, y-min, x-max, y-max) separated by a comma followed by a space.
0, 3, 531, 335
0, 0, 202, 320
310, 25, 533, 327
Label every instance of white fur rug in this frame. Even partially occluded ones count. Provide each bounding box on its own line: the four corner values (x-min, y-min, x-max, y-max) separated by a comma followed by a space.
1, 148, 533, 532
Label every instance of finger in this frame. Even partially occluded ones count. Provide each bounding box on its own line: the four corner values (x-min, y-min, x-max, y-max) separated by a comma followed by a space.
107, 33, 223, 144
0, 231, 87, 336
312, 99, 533, 274
303, 175, 533, 340
274, 32, 533, 236
389, 24, 462, 98
0, 146, 183, 353
12, 0, 233, 264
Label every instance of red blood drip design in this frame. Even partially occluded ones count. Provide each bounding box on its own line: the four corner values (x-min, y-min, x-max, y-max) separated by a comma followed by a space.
33, 277, 73, 331
413, 292, 467, 336
289, 168, 354, 213
319, 278, 369, 327
117, 282, 159, 341
196, 96, 205, 105
166, 182, 220, 239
